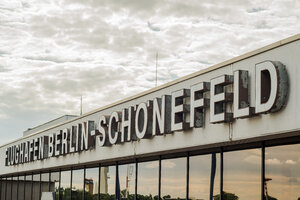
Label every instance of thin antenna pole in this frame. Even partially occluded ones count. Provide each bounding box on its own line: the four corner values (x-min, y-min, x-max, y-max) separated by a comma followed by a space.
155, 52, 158, 87
80, 96, 83, 116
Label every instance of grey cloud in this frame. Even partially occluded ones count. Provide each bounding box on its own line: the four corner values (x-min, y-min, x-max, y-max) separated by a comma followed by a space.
1, 0, 300, 144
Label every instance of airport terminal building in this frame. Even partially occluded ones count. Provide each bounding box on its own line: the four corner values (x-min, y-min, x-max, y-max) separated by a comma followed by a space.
1, 34, 300, 200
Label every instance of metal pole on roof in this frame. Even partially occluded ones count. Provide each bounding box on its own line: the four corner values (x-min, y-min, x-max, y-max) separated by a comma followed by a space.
80, 96, 83, 116
155, 52, 158, 87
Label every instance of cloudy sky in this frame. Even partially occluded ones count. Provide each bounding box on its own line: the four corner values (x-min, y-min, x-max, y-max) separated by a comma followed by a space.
1, 0, 300, 145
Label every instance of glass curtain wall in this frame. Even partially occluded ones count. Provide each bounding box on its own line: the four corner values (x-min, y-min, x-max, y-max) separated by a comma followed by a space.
61, 170, 71, 200
51, 172, 60, 200
266, 144, 300, 200
6, 177, 11, 200
85, 167, 99, 200
5, 142, 300, 200
223, 149, 261, 200
118, 164, 136, 199
189, 153, 220, 200
19, 175, 25, 200
161, 157, 186, 200
32, 174, 40, 200
137, 161, 159, 199
12, 176, 18, 200
41, 172, 50, 199
100, 166, 116, 200
72, 169, 84, 200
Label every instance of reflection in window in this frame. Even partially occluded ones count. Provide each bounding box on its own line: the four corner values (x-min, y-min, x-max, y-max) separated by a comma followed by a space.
33, 174, 40, 200
72, 169, 84, 200
85, 167, 99, 200
12, 176, 18, 200
100, 166, 115, 200
41, 172, 50, 199
118, 164, 135, 199
61, 170, 71, 200
266, 144, 300, 200
25, 174, 33, 200
19, 176, 25, 200
137, 161, 159, 199
161, 157, 186, 199
189, 153, 220, 200
223, 149, 261, 200
51, 172, 60, 200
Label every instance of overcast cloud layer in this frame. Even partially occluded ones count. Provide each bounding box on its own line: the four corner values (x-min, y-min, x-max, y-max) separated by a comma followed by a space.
1, 0, 300, 144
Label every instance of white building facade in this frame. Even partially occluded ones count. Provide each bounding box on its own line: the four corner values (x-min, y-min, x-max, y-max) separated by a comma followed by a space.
1, 34, 300, 200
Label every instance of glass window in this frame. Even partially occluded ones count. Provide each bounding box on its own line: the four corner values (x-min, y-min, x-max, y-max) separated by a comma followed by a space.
12, 176, 18, 200
85, 167, 99, 200
137, 161, 159, 199
19, 175, 25, 200
6, 177, 11, 200
72, 169, 84, 200
223, 149, 261, 200
161, 157, 186, 199
189, 153, 220, 200
100, 166, 115, 200
118, 163, 135, 199
33, 174, 40, 200
0, 177, 6, 199
25, 174, 33, 200
51, 172, 60, 200
41, 172, 50, 199
266, 144, 300, 200
60, 170, 71, 200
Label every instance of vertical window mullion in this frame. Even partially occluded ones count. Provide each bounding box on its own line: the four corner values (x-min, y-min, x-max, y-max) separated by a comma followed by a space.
186, 153, 190, 200
23, 175, 26, 200
30, 174, 33, 200
158, 156, 161, 200
261, 143, 265, 200
5, 177, 7, 200
58, 169, 61, 200
116, 162, 119, 199
98, 164, 101, 200
220, 149, 223, 200
17, 176, 19, 200
83, 166, 86, 200
135, 159, 138, 200
70, 168, 73, 200
39, 173, 42, 200
48, 171, 51, 192
10, 177, 12, 200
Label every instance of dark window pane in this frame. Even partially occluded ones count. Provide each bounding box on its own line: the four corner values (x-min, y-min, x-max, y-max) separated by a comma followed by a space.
25, 175, 32, 200
1, 177, 6, 200
7, 177, 11, 200
189, 153, 220, 200
61, 170, 71, 200
33, 174, 40, 200
100, 166, 115, 200
12, 176, 18, 200
51, 172, 60, 200
0, 177, 4, 200
118, 163, 135, 199
266, 144, 300, 200
19, 176, 25, 200
137, 161, 159, 200
41, 172, 50, 198
72, 169, 84, 200
223, 149, 261, 200
85, 167, 99, 200
161, 157, 186, 199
